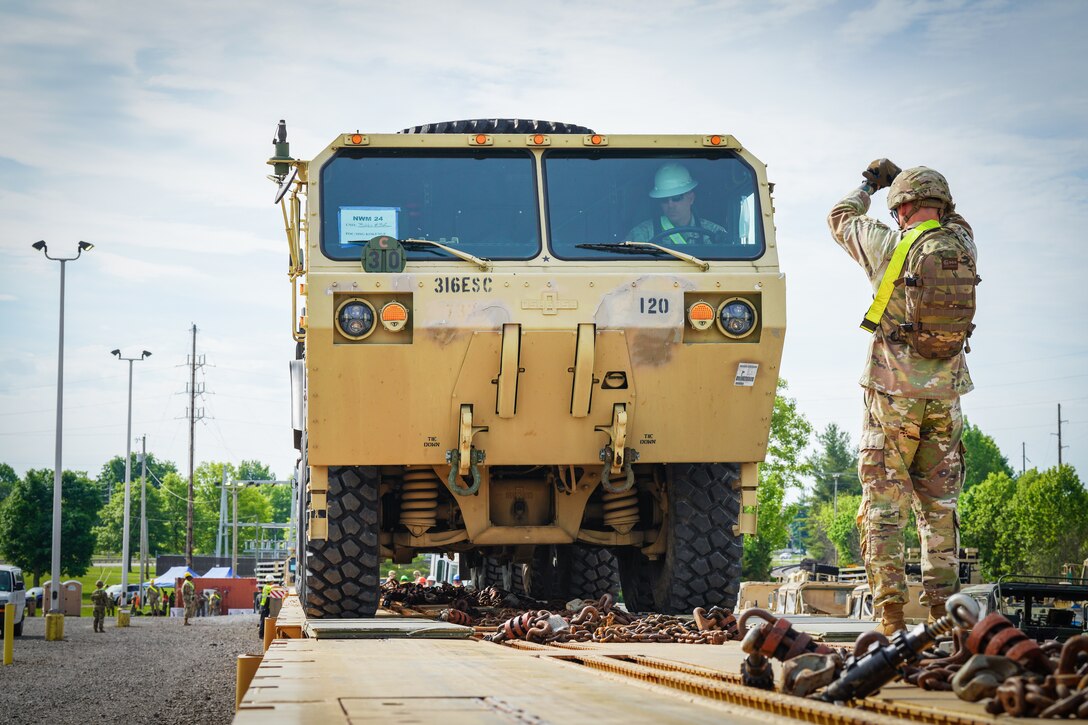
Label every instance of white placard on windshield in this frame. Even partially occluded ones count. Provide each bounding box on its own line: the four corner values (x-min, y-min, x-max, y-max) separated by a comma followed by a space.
339, 206, 399, 247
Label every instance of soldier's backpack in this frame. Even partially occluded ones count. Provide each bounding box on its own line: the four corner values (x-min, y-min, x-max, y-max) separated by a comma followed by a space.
860, 220, 980, 359
895, 227, 980, 359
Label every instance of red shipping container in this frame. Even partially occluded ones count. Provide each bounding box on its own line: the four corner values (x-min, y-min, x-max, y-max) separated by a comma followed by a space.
172, 577, 258, 612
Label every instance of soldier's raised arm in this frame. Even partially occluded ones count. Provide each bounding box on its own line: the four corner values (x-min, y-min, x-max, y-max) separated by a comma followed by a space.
828, 159, 902, 278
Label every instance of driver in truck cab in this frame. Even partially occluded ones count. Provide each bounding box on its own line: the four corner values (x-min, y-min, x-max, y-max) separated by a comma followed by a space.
626, 163, 728, 245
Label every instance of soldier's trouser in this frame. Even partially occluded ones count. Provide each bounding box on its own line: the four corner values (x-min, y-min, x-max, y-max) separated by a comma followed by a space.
857, 389, 964, 609
93, 609, 104, 631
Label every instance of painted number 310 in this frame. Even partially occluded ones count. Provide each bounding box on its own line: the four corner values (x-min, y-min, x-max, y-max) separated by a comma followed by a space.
639, 297, 670, 314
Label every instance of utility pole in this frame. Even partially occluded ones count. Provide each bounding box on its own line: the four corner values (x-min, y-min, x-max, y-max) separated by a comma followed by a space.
216, 467, 228, 559
139, 436, 149, 592
184, 324, 205, 568
112, 348, 150, 606
1021, 442, 1028, 475
1054, 403, 1069, 468
232, 483, 239, 576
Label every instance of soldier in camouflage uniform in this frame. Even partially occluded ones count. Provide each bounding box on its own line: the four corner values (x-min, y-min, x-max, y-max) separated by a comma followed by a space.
90, 580, 109, 633
627, 163, 728, 245
181, 572, 197, 625
828, 160, 976, 635
146, 580, 161, 616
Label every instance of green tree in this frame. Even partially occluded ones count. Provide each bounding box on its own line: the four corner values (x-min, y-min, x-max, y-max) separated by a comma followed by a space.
0, 469, 99, 585
0, 471, 50, 584
96, 452, 178, 497
962, 420, 1014, 491
0, 463, 18, 501
159, 472, 192, 554
961, 466, 1088, 579
1013, 466, 1088, 577
806, 423, 860, 504
237, 459, 274, 482
92, 478, 168, 559
811, 495, 863, 566
743, 380, 812, 580
188, 462, 274, 555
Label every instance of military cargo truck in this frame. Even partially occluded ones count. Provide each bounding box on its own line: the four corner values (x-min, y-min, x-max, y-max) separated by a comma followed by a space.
268, 119, 786, 618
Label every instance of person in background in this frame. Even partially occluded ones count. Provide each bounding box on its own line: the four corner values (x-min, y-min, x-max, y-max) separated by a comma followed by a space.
182, 573, 197, 626
90, 581, 109, 633
258, 574, 275, 639
147, 580, 161, 616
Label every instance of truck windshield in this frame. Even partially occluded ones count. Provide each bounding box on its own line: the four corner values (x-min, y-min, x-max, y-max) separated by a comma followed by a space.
320, 149, 541, 262
544, 150, 765, 261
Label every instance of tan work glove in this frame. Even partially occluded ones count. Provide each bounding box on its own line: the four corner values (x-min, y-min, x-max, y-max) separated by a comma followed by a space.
862, 159, 902, 190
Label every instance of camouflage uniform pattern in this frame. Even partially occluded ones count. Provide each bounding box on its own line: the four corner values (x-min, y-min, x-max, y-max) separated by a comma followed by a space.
146, 584, 160, 615
829, 186, 973, 609
858, 388, 963, 607
626, 214, 728, 245
182, 579, 196, 623
90, 587, 109, 632
828, 187, 974, 398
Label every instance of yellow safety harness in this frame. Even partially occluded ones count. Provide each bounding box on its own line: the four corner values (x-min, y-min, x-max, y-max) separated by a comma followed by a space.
658, 216, 688, 246
860, 219, 941, 332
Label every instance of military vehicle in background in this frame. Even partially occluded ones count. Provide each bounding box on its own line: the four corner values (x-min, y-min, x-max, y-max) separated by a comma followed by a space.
960, 576, 1087, 642
268, 118, 786, 618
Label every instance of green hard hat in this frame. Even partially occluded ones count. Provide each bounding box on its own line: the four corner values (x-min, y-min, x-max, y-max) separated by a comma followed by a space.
649, 163, 697, 199
399, 575, 409, 582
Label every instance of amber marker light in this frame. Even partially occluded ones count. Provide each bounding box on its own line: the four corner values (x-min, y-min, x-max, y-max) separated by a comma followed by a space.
534, 134, 545, 144
380, 301, 409, 332
688, 301, 716, 331
472, 133, 493, 146
709, 135, 722, 145
351, 134, 363, 144
584, 134, 607, 146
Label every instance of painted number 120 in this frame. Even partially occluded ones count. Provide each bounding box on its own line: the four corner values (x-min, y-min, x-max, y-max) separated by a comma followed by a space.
639, 297, 670, 314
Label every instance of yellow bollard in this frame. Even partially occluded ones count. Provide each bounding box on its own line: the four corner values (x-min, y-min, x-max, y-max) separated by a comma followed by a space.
44, 612, 64, 641
3, 603, 13, 665
235, 653, 263, 710
262, 616, 277, 652
117, 608, 130, 628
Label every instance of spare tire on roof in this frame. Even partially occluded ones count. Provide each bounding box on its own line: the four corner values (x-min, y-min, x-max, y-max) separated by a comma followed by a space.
400, 119, 594, 135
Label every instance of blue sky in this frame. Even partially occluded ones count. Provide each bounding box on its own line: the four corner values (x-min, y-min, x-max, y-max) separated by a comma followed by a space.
1, 0, 1085, 487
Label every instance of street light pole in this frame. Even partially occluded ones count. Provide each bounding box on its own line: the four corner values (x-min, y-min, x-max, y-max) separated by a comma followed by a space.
112, 348, 151, 607
33, 240, 93, 627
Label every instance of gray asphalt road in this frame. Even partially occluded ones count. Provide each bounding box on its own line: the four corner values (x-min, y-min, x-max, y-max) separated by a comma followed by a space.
0, 611, 262, 724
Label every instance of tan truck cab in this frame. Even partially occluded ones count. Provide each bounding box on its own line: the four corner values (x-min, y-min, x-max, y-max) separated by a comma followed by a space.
270, 119, 786, 617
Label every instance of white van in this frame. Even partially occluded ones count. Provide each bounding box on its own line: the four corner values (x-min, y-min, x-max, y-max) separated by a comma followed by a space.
0, 565, 27, 636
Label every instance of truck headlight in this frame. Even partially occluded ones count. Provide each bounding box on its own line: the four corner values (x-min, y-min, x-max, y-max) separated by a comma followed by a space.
717, 298, 757, 338
336, 299, 376, 339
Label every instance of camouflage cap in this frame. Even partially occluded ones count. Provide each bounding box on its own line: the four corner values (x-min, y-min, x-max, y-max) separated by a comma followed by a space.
887, 166, 952, 210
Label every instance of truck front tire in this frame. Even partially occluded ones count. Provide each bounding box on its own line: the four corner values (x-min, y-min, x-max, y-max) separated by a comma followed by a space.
618, 463, 743, 614
304, 466, 381, 618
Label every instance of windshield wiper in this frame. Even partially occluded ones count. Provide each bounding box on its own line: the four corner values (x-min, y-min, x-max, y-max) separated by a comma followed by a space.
401, 238, 492, 271
575, 242, 709, 271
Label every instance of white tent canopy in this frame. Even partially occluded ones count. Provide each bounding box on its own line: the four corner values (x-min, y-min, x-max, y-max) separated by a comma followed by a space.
152, 565, 197, 586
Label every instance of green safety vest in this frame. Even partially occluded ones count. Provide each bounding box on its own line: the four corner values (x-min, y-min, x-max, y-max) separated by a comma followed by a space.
658, 216, 688, 246
260, 583, 273, 607
860, 219, 941, 332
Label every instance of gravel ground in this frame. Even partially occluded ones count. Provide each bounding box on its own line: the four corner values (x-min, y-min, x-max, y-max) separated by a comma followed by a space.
0, 611, 262, 724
